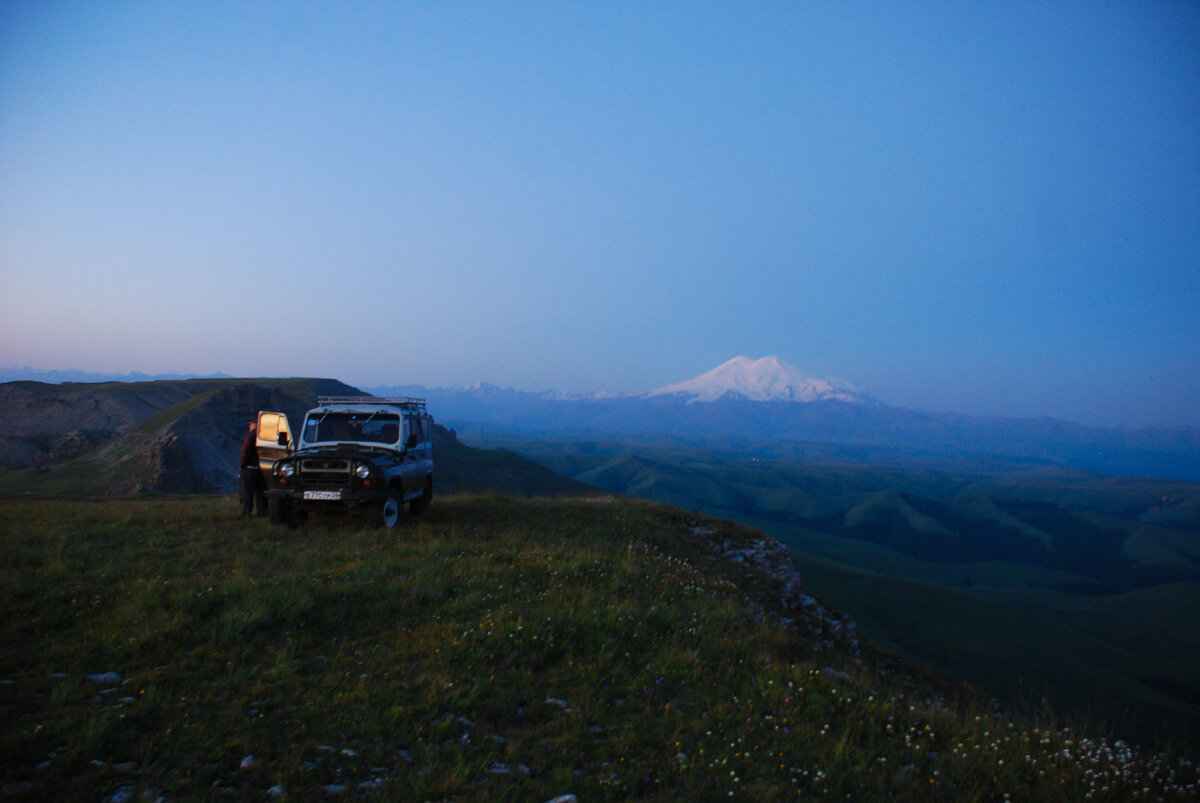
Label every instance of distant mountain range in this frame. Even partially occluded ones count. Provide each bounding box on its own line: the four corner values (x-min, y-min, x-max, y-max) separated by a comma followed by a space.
0, 366, 233, 384
370, 356, 1200, 482
6, 358, 1198, 481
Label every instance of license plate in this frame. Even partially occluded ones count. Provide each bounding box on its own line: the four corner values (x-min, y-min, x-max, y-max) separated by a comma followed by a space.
303, 490, 341, 501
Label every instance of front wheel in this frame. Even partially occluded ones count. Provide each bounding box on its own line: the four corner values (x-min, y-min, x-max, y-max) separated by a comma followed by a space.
268, 496, 287, 526
370, 489, 404, 529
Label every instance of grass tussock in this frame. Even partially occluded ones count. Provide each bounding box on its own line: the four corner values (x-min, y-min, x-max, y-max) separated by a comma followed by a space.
1, 495, 1196, 801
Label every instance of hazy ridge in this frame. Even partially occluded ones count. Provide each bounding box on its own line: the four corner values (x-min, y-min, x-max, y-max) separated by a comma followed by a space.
373, 379, 1200, 482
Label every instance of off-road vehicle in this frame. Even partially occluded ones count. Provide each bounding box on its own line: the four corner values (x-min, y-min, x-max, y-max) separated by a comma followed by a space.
255, 396, 434, 528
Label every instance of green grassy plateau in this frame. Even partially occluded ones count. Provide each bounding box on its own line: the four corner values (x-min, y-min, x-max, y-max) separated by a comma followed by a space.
2, 496, 1196, 801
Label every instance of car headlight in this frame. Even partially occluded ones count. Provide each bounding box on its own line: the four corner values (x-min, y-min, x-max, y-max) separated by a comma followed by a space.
278, 462, 295, 478
354, 463, 372, 480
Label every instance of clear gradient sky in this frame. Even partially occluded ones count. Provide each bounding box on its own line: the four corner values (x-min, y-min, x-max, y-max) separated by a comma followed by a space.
2, 2, 1198, 427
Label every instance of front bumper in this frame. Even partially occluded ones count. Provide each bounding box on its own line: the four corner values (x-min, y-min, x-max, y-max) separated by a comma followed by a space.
265, 485, 387, 508
266, 452, 390, 507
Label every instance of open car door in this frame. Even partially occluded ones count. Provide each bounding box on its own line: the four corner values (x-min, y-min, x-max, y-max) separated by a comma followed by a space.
256, 411, 293, 473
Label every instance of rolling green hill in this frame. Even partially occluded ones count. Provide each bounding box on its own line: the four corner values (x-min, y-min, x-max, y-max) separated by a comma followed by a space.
2, 495, 1195, 800
477, 435, 1200, 750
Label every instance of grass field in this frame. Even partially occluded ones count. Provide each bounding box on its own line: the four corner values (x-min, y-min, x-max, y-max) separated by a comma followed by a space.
2, 495, 1196, 800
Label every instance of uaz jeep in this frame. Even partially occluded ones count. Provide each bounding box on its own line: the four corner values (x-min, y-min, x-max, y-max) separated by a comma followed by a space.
255, 396, 434, 528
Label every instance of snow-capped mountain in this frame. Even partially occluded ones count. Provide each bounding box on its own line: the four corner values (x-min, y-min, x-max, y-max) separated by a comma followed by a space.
648, 356, 866, 403
359, 357, 1196, 480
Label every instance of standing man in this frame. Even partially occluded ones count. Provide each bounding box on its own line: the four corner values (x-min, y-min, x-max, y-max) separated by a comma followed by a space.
239, 419, 266, 517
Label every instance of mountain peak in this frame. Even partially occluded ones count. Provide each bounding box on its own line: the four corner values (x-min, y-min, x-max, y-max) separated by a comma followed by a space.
648, 356, 864, 403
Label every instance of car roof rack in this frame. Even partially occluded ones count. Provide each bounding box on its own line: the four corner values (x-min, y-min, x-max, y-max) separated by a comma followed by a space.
316, 396, 427, 413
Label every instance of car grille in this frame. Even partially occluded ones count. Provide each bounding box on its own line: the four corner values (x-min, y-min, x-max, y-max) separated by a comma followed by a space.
299, 458, 351, 490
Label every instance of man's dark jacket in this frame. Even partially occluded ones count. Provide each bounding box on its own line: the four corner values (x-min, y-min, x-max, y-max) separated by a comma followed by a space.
239, 432, 258, 469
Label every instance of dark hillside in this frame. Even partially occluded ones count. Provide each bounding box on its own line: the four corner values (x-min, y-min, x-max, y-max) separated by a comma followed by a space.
0, 378, 355, 471
0, 379, 358, 494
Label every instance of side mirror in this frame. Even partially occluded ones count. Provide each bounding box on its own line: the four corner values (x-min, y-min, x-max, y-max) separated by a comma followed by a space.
278, 432, 289, 446
406, 433, 418, 449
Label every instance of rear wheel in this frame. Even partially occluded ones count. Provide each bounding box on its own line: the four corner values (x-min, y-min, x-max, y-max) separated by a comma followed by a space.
410, 479, 433, 515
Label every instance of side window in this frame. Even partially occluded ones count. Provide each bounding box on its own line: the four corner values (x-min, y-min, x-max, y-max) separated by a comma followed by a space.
408, 415, 426, 445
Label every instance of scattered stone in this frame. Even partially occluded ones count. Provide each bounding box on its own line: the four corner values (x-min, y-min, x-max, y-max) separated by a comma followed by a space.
88, 672, 122, 685
545, 697, 569, 709
358, 779, 383, 790
266, 785, 285, 797
112, 762, 137, 774
706, 529, 861, 653
340, 748, 357, 757
2, 781, 35, 795
35, 762, 51, 772
240, 755, 257, 770
397, 750, 414, 763
322, 784, 346, 796
105, 787, 134, 803
545, 796, 577, 803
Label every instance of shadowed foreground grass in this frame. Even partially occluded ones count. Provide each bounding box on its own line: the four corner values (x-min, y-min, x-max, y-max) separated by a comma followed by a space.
1, 495, 1196, 801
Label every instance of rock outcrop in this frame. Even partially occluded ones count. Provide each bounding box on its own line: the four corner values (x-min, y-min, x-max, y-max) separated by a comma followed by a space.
0, 378, 358, 493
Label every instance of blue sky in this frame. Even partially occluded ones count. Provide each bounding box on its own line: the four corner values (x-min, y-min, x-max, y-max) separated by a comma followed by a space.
2, 2, 1198, 427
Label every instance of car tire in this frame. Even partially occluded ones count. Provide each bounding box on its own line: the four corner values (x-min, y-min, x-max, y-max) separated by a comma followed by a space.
410, 479, 432, 515
372, 488, 403, 529
268, 497, 288, 526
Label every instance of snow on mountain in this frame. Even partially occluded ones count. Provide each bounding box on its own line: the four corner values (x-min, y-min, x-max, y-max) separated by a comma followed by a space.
647, 356, 865, 403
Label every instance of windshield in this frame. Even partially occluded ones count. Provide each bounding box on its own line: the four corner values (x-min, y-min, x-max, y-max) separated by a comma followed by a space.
302, 412, 401, 445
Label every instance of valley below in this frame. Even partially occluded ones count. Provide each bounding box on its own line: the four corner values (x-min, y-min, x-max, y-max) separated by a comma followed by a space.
464, 431, 1200, 751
